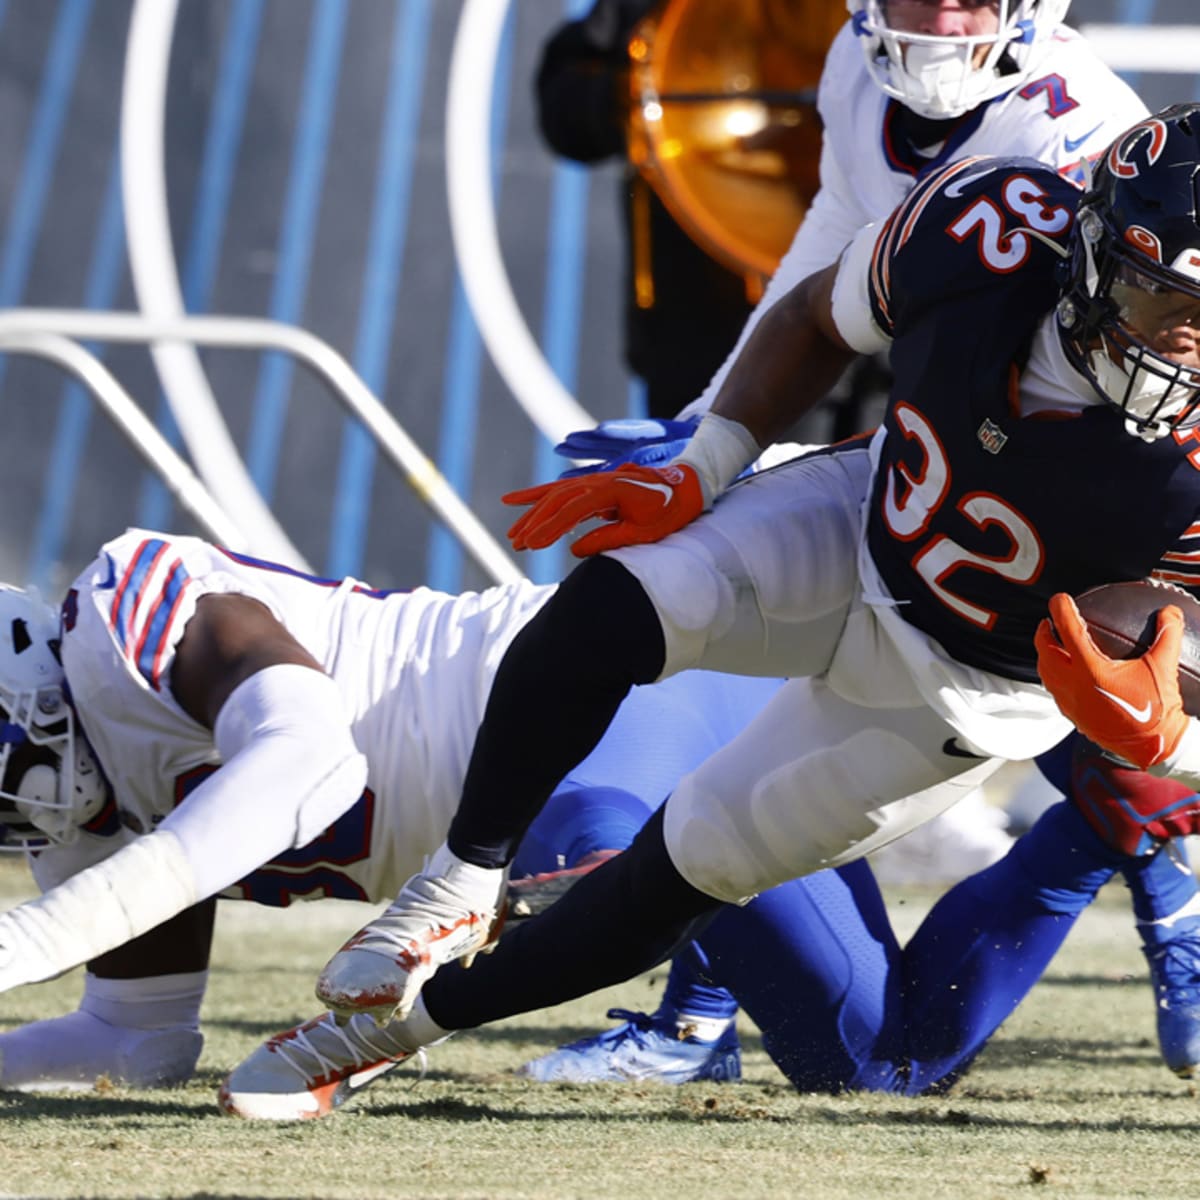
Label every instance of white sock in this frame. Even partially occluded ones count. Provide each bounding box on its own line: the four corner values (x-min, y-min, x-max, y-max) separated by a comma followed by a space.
674, 1014, 732, 1043
81, 970, 207, 1031
397, 993, 453, 1050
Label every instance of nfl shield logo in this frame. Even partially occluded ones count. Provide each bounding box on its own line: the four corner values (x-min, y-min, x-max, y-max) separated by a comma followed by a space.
977, 419, 1008, 455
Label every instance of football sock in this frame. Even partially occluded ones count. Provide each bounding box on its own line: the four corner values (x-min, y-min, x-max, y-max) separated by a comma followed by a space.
898, 800, 1118, 1094
1122, 841, 1200, 938
658, 942, 738, 1029
449, 557, 665, 869
82, 969, 207, 1030
697, 860, 903, 1092
512, 785, 650, 878
424, 808, 720, 1030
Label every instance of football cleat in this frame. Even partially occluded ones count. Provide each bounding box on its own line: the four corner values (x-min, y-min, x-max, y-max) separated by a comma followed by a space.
516, 1008, 741, 1085
506, 849, 619, 919
218, 1010, 428, 1120
316, 842, 506, 1024
1144, 931, 1200, 1078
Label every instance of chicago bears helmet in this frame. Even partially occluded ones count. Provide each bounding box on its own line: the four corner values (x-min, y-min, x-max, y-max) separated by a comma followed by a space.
1057, 105, 1200, 442
0, 584, 106, 849
848, 0, 1071, 120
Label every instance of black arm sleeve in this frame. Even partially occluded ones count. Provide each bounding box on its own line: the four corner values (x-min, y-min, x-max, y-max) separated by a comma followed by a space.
447, 555, 666, 869
534, 0, 657, 162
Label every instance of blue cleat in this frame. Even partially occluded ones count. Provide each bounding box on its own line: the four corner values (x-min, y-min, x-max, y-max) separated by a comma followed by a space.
516, 1008, 741, 1085
1144, 932, 1200, 1078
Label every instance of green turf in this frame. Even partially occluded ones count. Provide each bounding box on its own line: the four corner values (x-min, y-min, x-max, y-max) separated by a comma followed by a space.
0, 862, 1196, 1199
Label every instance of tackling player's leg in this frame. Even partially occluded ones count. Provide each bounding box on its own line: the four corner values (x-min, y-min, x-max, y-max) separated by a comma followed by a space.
317, 557, 669, 1023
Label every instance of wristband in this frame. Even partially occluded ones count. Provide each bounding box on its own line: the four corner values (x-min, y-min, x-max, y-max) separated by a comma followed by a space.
674, 414, 761, 506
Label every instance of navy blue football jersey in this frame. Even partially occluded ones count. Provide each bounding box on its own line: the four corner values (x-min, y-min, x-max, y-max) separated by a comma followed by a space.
863, 156, 1200, 682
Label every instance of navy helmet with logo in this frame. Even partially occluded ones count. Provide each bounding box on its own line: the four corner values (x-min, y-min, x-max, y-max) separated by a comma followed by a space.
1057, 103, 1200, 441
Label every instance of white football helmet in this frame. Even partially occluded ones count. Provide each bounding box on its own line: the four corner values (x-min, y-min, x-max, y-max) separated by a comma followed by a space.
848, 0, 1072, 120
0, 584, 107, 850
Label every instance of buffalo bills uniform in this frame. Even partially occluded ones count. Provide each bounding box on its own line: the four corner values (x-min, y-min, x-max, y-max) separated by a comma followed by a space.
34, 528, 782, 907
39, 530, 555, 901
687, 23, 1147, 420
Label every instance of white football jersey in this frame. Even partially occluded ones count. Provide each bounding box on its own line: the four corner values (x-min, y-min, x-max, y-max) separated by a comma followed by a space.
687, 22, 1148, 415
38, 529, 553, 903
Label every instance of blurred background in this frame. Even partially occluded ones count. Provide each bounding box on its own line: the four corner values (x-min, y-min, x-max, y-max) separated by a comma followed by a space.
0, 0, 1195, 601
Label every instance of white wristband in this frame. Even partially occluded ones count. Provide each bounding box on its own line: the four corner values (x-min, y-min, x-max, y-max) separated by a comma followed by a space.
674, 413, 761, 507
1155, 717, 1200, 788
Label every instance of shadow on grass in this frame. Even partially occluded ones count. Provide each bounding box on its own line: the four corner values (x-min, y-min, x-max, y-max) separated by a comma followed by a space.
0, 1092, 209, 1120
200, 1016, 662, 1048
351, 1091, 1200, 1133
977, 1034, 1159, 1071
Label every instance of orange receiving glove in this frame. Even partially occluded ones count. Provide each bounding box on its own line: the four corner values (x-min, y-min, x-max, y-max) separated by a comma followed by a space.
504, 462, 704, 558
1034, 592, 1189, 770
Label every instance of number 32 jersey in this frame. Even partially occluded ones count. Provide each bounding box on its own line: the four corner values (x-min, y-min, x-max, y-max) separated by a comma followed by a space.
840, 157, 1200, 681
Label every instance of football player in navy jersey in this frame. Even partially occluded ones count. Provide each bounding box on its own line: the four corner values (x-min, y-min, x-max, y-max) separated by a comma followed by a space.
0, 536, 775, 1100
0, 544, 1177, 1117
523, 0, 1200, 1086
305, 106, 1200, 1098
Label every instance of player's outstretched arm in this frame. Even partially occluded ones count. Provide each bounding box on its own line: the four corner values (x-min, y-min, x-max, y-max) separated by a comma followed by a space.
0, 595, 368, 995
705, 259, 855, 447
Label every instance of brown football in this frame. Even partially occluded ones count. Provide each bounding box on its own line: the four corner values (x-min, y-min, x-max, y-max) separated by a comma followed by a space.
1072, 580, 1200, 717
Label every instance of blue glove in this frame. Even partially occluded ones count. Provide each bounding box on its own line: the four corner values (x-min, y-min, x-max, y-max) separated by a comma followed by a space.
555, 416, 700, 478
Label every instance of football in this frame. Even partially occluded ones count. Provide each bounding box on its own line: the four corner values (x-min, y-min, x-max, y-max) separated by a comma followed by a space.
1073, 580, 1200, 716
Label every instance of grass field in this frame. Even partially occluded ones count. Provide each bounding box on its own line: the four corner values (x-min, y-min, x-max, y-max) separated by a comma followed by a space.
1, 861, 1198, 1200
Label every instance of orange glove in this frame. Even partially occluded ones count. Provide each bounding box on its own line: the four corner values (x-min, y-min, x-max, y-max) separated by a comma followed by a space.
1034, 592, 1189, 770
504, 462, 704, 558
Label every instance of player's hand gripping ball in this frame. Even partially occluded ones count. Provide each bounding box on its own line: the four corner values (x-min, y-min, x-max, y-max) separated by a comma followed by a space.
1035, 581, 1200, 769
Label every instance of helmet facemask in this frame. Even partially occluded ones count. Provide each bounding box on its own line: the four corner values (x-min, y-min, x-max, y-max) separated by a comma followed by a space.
849, 1, 1071, 120
1057, 110, 1200, 442
0, 587, 107, 850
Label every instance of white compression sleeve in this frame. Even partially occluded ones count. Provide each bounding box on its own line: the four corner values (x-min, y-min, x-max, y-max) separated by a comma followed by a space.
162, 663, 369, 899
0, 831, 197, 990
0, 665, 368, 994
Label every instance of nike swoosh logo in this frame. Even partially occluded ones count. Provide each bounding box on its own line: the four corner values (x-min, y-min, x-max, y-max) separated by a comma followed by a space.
945, 167, 995, 198
1095, 687, 1153, 723
942, 737, 985, 760
347, 1059, 401, 1090
617, 478, 673, 505
1064, 123, 1103, 153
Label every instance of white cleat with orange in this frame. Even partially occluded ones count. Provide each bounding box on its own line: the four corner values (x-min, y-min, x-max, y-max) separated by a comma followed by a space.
218, 1009, 430, 1121
315, 842, 506, 1025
